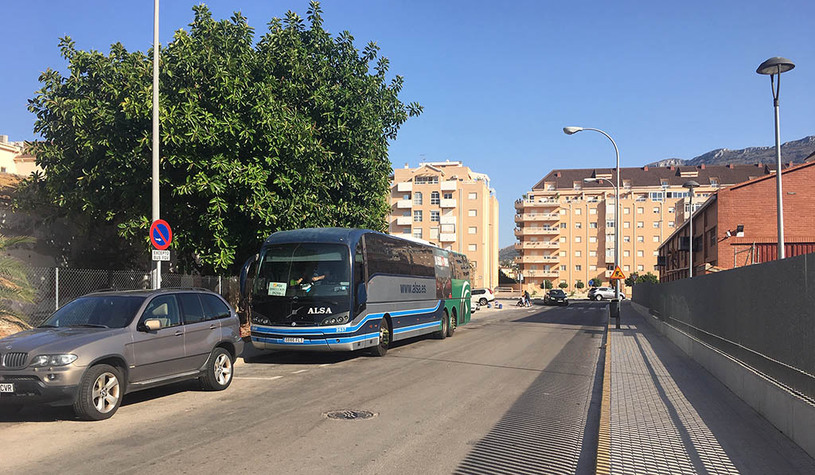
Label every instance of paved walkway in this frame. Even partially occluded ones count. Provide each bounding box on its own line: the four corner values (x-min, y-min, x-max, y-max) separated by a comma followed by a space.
608, 302, 815, 474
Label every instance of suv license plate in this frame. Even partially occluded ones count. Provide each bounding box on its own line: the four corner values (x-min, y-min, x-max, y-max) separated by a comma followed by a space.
284, 337, 304, 344
0, 383, 13, 393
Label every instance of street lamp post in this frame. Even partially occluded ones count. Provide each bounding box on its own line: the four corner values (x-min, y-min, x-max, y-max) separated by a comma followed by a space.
683, 181, 700, 278
756, 57, 795, 260
152, 0, 161, 289
565, 126, 621, 329
564, 127, 620, 300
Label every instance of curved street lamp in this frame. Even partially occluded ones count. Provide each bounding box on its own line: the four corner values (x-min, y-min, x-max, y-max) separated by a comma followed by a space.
564, 127, 621, 302
683, 181, 700, 277
756, 56, 795, 259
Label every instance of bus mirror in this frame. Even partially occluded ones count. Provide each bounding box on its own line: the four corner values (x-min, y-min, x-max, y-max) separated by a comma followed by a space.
355, 284, 367, 312
240, 254, 259, 296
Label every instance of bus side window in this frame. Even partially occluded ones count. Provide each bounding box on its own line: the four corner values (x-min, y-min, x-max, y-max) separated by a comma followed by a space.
354, 242, 365, 290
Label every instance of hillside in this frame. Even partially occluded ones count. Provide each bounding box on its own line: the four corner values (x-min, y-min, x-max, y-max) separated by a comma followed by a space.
648, 136, 815, 167
499, 245, 518, 264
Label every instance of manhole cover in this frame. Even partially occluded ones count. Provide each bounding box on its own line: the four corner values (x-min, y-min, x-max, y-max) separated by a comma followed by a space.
324, 410, 377, 420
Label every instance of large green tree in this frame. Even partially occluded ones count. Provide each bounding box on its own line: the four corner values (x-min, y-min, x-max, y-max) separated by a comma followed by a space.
21, 2, 421, 273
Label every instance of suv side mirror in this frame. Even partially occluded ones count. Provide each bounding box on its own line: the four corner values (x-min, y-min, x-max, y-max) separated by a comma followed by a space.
142, 319, 161, 332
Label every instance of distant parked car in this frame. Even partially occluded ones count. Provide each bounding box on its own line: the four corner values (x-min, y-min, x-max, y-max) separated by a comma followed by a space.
587, 287, 626, 301
0, 288, 243, 420
543, 289, 569, 306
472, 288, 495, 306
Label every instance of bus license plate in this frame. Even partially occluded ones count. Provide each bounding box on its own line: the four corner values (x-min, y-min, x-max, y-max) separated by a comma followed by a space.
0, 383, 13, 393
284, 337, 304, 344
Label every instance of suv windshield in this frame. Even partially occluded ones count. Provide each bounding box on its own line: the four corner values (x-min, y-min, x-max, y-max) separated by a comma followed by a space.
42, 295, 146, 329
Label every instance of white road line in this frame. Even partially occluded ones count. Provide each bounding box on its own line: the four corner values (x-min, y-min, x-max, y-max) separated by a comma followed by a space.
319, 364, 331, 367
292, 369, 308, 374
234, 376, 283, 381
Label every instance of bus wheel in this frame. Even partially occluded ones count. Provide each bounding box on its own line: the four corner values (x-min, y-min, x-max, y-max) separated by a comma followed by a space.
447, 311, 456, 337
435, 311, 449, 340
370, 318, 390, 357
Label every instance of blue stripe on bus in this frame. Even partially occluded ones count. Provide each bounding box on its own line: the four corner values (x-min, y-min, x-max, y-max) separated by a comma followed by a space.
393, 321, 441, 334
251, 301, 442, 337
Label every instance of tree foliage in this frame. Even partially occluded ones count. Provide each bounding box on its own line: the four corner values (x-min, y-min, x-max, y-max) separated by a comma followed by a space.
21, 2, 421, 273
0, 235, 36, 318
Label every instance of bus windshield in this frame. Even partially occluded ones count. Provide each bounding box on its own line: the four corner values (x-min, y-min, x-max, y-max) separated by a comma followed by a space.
253, 243, 351, 300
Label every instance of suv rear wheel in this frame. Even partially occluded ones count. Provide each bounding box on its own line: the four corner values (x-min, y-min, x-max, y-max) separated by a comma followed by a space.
201, 347, 234, 391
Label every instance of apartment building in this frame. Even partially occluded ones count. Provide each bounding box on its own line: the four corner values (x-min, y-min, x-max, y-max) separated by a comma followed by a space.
388, 161, 499, 290
659, 161, 815, 281
0, 135, 40, 176
515, 164, 775, 292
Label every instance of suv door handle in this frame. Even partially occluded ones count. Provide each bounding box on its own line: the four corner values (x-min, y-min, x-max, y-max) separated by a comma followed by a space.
174, 330, 183, 336
209, 324, 217, 330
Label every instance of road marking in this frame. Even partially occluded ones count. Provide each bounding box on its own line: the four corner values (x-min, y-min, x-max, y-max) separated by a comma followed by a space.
234, 376, 283, 381
319, 364, 332, 367
292, 369, 308, 374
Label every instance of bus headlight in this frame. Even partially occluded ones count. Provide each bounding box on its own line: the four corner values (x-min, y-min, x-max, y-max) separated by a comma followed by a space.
322, 313, 349, 325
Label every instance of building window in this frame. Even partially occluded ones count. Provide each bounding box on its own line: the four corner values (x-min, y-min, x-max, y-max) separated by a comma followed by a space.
413, 228, 422, 238
637, 250, 644, 257
606, 220, 615, 228
575, 265, 582, 271
444, 192, 453, 200
589, 236, 597, 243
573, 181, 582, 190
653, 235, 660, 242
650, 191, 665, 202
623, 236, 631, 243
415, 176, 438, 185
653, 221, 660, 228
624, 265, 631, 272
590, 251, 597, 257
637, 265, 644, 271
635, 194, 647, 202
590, 222, 598, 229
668, 207, 675, 213
575, 251, 581, 257
575, 208, 582, 215
468, 226, 477, 234
402, 228, 411, 235
403, 194, 410, 201
590, 208, 598, 215
560, 237, 567, 242
575, 222, 582, 229
431, 211, 440, 222
668, 221, 675, 228
624, 207, 630, 215
623, 222, 630, 229
560, 265, 567, 271
575, 236, 582, 243
468, 192, 477, 200
413, 192, 423, 205
560, 222, 567, 228
637, 207, 644, 214
638, 236, 644, 242
430, 227, 439, 239
653, 207, 660, 214
637, 222, 644, 228
559, 251, 567, 256
468, 209, 477, 217
468, 244, 477, 251
431, 191, 440, 205
413, 210, 423, 222
624, 250, 630, 257
589, 265, 597, 271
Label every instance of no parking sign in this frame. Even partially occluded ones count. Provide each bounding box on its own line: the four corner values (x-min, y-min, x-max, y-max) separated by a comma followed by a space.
150, 219, 173, 250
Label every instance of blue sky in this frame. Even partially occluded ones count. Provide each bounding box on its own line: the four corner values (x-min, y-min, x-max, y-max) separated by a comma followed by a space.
2, 0, 813, 247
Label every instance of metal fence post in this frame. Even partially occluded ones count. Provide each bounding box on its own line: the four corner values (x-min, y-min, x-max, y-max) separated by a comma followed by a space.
55, 267, 59, 311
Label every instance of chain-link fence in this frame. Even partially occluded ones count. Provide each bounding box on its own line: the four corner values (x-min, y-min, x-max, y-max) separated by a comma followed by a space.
12, 267, 239, 328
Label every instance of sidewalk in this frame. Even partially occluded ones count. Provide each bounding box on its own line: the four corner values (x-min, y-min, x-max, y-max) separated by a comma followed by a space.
607, 302, 815, 474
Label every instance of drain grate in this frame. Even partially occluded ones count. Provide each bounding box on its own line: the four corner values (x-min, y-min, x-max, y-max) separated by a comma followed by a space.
324, 410, 377, 420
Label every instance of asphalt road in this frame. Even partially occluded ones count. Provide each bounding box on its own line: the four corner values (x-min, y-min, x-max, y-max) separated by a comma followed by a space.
0, 301, 607, 475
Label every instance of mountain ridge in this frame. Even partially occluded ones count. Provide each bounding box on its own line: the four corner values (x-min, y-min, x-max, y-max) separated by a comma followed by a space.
647, 136, 815, 167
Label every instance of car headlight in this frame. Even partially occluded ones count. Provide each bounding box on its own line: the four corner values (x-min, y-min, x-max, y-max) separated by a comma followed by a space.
29, 354, 78, 367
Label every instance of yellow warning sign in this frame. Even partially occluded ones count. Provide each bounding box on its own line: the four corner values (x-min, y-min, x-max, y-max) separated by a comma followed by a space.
609, 266, 626, 280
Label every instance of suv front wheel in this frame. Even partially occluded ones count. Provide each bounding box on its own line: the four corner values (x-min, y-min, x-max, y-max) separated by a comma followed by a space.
594, 295, 603, 301
74, 364, 123, 421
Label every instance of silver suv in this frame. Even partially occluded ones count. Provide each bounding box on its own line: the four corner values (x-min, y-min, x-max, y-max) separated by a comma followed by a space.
587, 287, 626, 301
0, 288, 243, 420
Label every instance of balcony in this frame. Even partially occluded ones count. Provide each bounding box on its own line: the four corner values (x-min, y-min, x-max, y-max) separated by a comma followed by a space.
396, 182, 412, 192
514, 227, 560, 237
439, 233, 456, 243
515, 255, 559, 264
515, 241, 559, 250
396, 200, 412, 209
440, 216, 456, 225
524, 270, 559, 278
440, 181, 457, 191
515, 213, 559, 223
514, 198, 559, 210
395, 216, 412, 226
440, 199, 457, 208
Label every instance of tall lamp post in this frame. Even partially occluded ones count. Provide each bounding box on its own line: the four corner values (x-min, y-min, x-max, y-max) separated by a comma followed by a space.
683, 181, 700, 278
151, 0, 161, 289
564, 127, 621, 302
756, 57, 795, 260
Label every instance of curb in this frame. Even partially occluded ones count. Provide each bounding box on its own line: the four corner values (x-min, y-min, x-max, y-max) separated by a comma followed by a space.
595, 317, 612, 474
